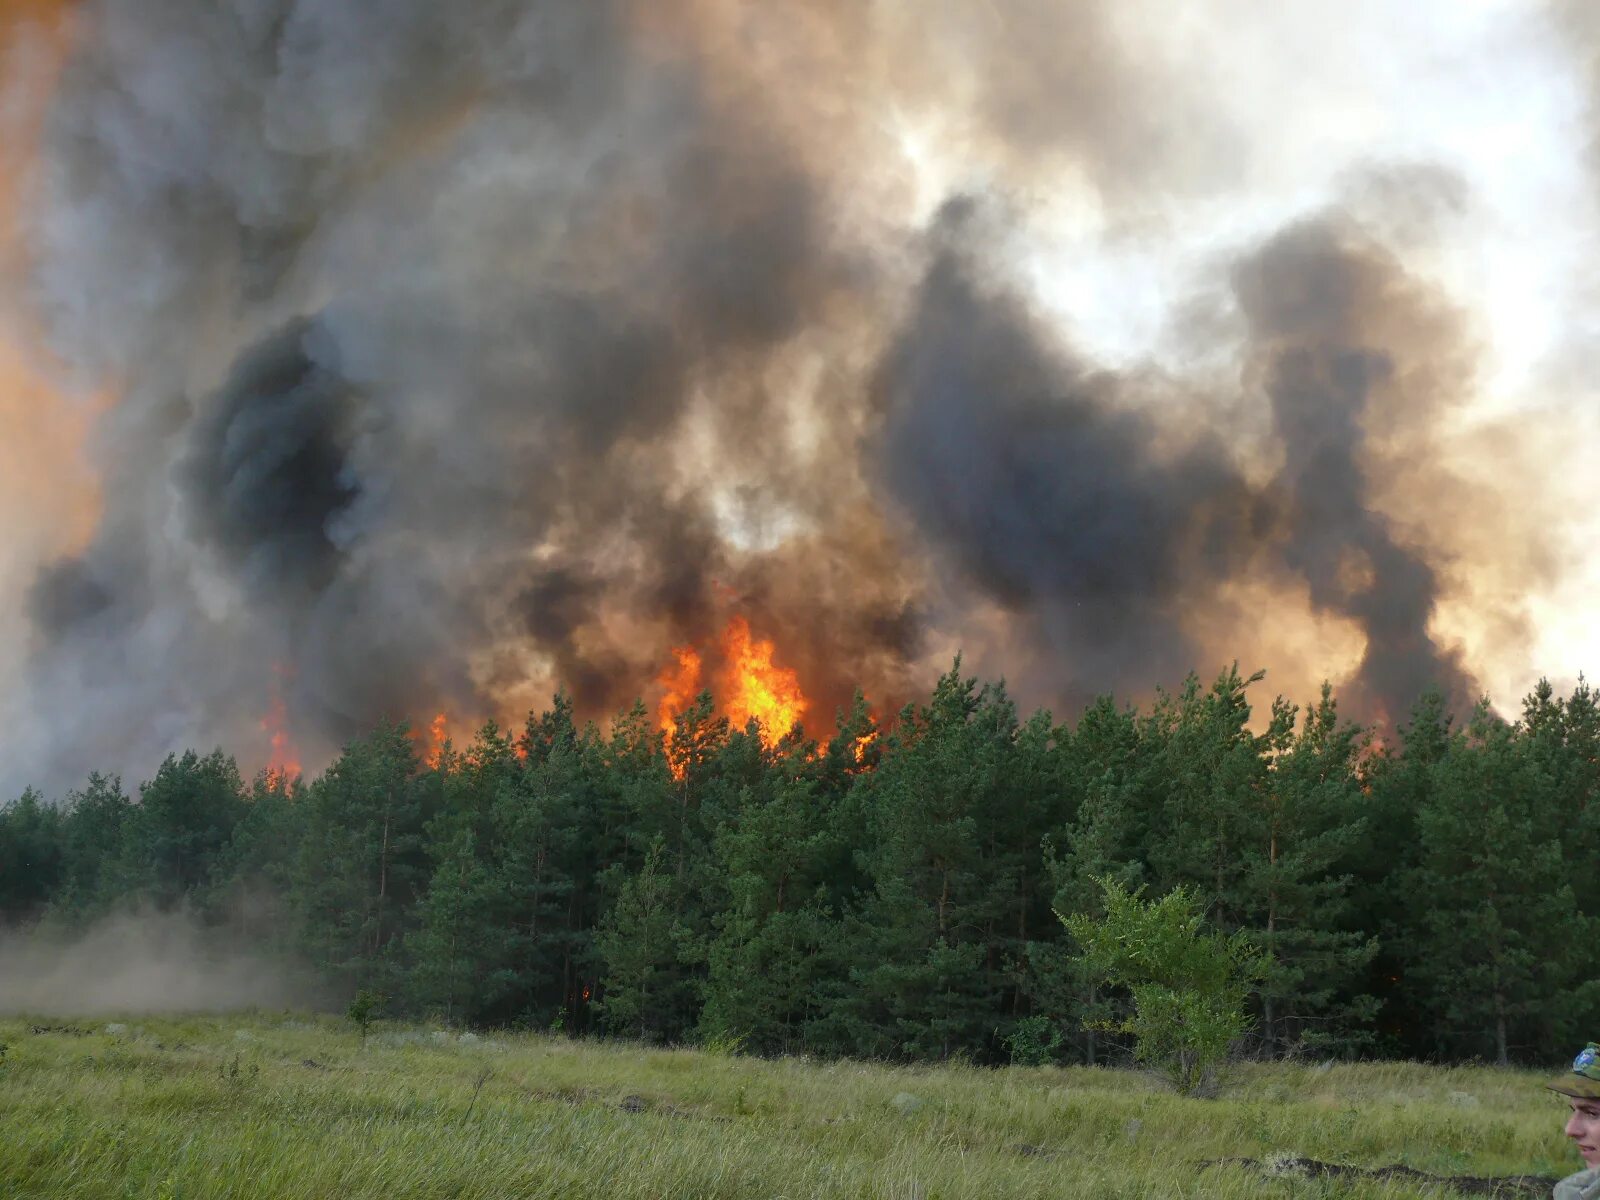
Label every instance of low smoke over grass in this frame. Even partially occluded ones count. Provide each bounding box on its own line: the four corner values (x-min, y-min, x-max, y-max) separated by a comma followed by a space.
0, 910, 316, 1016
0, 1013, 1578, 1199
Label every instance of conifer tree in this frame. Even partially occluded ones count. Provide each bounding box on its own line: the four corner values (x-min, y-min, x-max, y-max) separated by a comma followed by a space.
1245, 686, 1377, 1054
50, 773, 132, 921
1407, 704, 1598, 1063
0, 789, 62, 924
122, 750, 246, 909
293, 722, 430, 994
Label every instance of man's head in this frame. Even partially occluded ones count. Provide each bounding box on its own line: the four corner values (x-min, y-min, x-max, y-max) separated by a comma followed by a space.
1549, 1043, 1600, 1167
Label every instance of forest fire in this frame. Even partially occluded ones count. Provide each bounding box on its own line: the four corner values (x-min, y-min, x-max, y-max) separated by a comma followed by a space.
656, 645, 703, 745
657, 618, 810, 776
260, 691, 299, 791
720, 617, 809, 745
423, 712, 449, 769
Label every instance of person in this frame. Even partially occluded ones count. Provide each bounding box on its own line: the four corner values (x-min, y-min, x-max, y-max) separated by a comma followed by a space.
1549, 1043, 1600, 1199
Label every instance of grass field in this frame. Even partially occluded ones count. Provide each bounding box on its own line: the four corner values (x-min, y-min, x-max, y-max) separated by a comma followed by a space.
0, 1013, 1581, 1198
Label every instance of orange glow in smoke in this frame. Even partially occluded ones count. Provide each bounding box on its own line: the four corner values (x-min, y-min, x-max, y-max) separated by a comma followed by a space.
0, 2, 103, 590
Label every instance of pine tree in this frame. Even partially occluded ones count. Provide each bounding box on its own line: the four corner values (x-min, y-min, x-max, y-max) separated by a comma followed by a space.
51, 773, 132, 922
1036, 694, 1153, 1065
122, 750, 246, 909
1245, 686, 1377, 1055
595, 839, 700, 1040
293, 722, 430, 994
1407, 704, 1598, 1063
698, 726, 848, 1054
840, 664, 1056, 1060
411, 825, 501, 1024
0, 789, 63, 924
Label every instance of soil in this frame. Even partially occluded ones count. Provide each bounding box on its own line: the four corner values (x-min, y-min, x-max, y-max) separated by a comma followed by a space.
1203, 1156, 1558, 1196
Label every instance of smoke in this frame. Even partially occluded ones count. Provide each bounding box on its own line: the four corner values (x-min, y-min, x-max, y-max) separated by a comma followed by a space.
1, 0, 1580, 791
0, 908, 314, 1015
1232, 217, 1484, 721
877, 200, 1264, 702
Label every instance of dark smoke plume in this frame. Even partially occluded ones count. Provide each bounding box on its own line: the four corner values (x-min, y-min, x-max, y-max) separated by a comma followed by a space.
0, 1, 1547, 791
877, 202, 1265, 703
1234, 219, 1479, 720
876, 206, 1484, 722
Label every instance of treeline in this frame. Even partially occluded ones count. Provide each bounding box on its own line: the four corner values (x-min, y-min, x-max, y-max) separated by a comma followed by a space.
2, 663, 1597, 1066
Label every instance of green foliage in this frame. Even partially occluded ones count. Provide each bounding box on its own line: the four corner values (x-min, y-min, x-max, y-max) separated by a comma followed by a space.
124, 750, 246, 909
1063, 877, 1262, 1095
13, 666, 1600, 1070
595, 840, 701, 1041
0, 789, 62, 923
1001, 1015, 1062, 1066
1404, 701, 1600, 1063
347, 990, 383, 1044
294, 723, 430, 994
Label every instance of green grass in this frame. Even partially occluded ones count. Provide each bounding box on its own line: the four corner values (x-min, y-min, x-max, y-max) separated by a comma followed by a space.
0, 1013, 1580, 1198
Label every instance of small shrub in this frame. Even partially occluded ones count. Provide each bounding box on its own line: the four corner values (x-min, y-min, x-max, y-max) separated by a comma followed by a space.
1003, 1016, 1063, 1067
347, 990, 384, 1046
1062, 877, 1263, 1096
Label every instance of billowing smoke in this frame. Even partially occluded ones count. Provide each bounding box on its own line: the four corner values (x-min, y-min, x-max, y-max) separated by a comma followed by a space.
1233, 218, 1481, 721
0, 0, 1576, 792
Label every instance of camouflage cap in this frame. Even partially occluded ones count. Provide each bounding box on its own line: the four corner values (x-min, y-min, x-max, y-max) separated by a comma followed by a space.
1548, 1044, 1600, 1099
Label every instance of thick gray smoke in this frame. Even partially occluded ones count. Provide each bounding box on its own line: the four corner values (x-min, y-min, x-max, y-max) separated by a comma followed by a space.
1, 0, 1551, 792
1233, 219, 1479, 720
878, 206, 1484, 722
877, 201, 1265, 702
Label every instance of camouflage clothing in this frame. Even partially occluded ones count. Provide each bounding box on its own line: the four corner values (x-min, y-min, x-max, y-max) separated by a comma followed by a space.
1554, 1167, 1600, 1200
1549, 1044, 1600, 1100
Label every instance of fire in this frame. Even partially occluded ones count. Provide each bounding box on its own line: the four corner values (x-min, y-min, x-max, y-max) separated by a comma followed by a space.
260, 676, 300, 790
720, 616, 807, 744
656, 645, 702, 778
655, 617, 809, 772
425, 711, 449, 768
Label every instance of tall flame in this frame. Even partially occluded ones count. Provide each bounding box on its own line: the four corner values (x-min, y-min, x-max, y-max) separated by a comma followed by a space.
260, 671, 300, 790
720, 616, 807, 745
656, 644, 703, 778
655, 616, 810, 776
425, 711, 449, 769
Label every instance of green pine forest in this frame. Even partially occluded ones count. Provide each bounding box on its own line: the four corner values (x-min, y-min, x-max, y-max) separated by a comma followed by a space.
4, 662, 1597, 1070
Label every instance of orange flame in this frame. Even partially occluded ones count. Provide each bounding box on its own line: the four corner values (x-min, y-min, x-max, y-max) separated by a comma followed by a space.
720, 616, 807, 745
654, 616, 810, 774
656, 645, 702, 778
425, 711, 449, 769
260, 674, 300, 790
